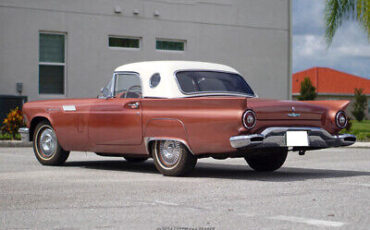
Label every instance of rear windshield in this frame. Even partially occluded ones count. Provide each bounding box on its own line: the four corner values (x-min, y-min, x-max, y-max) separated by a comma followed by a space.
176, 71, 255, 96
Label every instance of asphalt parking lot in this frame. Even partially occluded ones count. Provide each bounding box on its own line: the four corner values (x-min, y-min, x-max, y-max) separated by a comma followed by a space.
0, 147, 369, 230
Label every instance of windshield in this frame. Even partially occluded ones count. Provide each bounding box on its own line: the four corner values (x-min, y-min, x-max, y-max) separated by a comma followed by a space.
176, 71, 255, 96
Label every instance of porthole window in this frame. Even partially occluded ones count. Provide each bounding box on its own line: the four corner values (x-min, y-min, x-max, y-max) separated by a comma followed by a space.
150, 73, 161, 88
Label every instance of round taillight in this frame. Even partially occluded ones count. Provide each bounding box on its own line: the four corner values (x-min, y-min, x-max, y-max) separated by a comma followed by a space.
243, 110, 256, 129
335, 111, 347, 128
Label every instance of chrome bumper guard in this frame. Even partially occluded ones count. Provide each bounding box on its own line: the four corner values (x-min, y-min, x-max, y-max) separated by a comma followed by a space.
230, 127, 356, 149
18, 127, 29, 142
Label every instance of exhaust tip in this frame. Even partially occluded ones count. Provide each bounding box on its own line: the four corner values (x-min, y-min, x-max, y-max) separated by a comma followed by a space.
344, 136, 356, 142
251, 136, 264, 142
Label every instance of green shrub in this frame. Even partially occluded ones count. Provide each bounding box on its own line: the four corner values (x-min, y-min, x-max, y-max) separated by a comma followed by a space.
298, 77, 317, 101
352, 88, 367, 122
1, 107, 25, 140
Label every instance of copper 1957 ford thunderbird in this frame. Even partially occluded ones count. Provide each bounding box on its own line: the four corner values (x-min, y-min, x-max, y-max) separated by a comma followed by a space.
22, 61, 356, 176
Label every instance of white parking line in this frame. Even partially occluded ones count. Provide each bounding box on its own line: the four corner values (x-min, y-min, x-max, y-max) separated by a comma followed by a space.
154, 200, 179, 206
343, 183, 370, 188
357, 183, 370, 187
269, 215, 345, 227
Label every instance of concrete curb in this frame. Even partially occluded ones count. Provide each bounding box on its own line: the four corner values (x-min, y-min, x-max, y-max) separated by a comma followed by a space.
345, 142, 370, 148
0, 141, 32, 147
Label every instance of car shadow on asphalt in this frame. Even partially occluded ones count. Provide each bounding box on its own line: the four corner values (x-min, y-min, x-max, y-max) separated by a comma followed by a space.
192, 162, 370, 182
64, 160, 158, 174
63, 159, 370, 182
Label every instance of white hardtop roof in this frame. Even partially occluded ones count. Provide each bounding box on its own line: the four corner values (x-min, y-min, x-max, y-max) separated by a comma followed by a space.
114, 61, 240, 74
113, 61, 242, 98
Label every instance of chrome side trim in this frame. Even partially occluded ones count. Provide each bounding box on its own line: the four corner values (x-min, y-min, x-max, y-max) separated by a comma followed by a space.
144, 137, 195, 155
230, 127, 356, 149
62, 105, 76, 111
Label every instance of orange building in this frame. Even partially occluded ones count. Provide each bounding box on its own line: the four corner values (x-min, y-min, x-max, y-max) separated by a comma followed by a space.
292, 67, 370, 119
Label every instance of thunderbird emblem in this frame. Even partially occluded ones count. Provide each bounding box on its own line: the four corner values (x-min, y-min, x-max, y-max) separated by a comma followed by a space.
288, 107, 300, 117
288, 113, 300, 117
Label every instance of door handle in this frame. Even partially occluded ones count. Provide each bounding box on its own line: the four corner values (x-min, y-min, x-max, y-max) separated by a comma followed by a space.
127, 102, 140, 109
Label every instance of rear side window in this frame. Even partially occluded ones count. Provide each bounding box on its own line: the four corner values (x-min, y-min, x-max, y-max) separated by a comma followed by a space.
150, 73, 161, 88
176, 71, 254, 96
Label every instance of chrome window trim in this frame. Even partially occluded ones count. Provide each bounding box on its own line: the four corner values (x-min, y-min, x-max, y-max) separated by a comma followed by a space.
112, 71, 143, 98
174, 69, 256, 98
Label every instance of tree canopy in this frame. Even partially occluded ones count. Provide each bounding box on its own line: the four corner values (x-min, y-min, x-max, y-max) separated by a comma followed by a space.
325, 0, 370, 45
298, 77, 317, 101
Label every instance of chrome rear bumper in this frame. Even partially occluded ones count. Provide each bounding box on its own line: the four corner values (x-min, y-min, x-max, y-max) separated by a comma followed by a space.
230, 127, 356, 149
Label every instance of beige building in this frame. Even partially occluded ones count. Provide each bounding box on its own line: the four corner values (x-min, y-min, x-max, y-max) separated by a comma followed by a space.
0, 0, 292, 103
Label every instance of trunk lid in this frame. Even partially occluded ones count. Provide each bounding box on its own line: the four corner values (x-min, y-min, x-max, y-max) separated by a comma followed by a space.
247, 98, 326, 120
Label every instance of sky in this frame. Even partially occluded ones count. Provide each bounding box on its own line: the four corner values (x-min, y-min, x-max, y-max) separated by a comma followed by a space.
292, 0, 370, 78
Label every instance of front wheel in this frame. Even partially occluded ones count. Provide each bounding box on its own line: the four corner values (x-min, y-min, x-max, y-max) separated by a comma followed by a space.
152, 140, 197, 176
244, 148, 288, 172
33, 121, 70, 165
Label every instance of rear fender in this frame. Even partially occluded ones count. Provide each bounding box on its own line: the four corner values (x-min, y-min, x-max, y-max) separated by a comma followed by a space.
143, 118, 192, 155
304, 100, 350, 133
304, 100, 350, 111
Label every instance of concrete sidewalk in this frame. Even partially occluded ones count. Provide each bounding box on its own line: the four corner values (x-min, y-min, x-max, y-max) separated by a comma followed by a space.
347, 142, 370, 148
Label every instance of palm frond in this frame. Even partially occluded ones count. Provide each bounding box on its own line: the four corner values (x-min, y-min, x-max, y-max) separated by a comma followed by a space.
324, 0, 369, 45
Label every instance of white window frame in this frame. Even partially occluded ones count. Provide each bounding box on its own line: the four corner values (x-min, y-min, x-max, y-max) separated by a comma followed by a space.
155, 38, 186, 52
108, 35, 142, 50
38, 31, 67, 97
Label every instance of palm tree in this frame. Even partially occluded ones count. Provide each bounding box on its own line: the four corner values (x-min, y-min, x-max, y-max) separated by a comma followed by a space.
325, 0, 369, 45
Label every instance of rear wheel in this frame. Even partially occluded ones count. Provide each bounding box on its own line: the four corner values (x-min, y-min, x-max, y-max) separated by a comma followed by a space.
152, 140, 197, 176
123, 156, 148, 163
244, 148, 288, 172
33, 121, 70, 165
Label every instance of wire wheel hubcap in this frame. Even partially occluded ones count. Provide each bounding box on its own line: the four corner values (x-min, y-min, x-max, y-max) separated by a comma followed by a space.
159, 140, 181, 167
39, 127, 57, 158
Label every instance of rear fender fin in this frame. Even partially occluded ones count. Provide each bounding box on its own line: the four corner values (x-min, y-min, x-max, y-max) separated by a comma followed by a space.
304, 100, 350, 111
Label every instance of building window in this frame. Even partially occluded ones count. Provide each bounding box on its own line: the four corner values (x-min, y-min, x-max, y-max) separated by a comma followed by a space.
156, 39, 185, 51
109, 36, 140, 48
39, 33, 65, 94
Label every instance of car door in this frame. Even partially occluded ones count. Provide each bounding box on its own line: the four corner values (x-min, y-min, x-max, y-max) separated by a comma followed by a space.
88, 72, 143, 145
